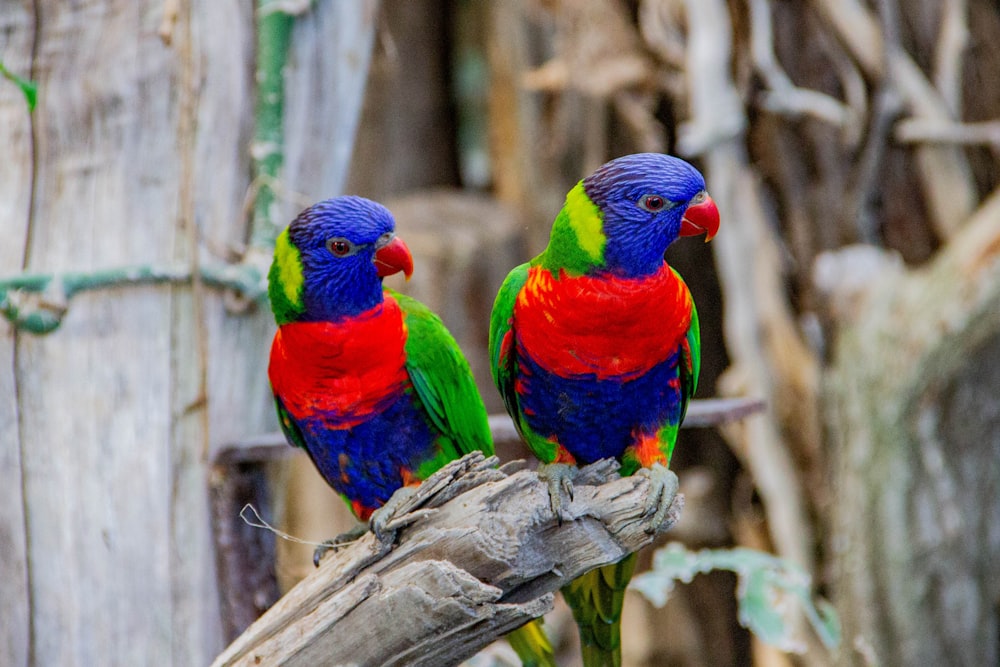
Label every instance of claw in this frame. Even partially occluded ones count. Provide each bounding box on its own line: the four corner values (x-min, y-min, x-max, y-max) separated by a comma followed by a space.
537, 462, 579, 523
369, 485, 418, 544
636, 463, 679, 534
312, 485, 422, 567
312, 523, 368, 566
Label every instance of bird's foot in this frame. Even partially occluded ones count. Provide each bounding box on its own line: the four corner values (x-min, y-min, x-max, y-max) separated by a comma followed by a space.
636, 463, 679, 534
312, 523, 368, 567
537, 462, 578, 523
368, 485, 419, 545
312, 485, 422, 566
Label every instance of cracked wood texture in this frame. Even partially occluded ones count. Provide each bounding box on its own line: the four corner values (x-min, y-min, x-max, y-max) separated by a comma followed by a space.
827, 191, 1000, 666
211, 453, 684, 667
0, 2, 376, 665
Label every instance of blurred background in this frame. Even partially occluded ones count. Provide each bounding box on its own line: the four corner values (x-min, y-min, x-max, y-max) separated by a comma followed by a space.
2, 1, 999, 666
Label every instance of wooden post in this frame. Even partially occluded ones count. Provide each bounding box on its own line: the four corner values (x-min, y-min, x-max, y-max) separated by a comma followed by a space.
0, 2, 376, 664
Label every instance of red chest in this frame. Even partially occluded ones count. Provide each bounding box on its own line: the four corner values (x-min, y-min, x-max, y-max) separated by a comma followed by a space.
514, 265, 692, 380
268, 297, 409, 422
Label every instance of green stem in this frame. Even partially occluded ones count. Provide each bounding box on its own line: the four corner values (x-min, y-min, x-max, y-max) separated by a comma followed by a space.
0, 263, 267, 334
0, 58, 37, 112
250, 1, 295, 251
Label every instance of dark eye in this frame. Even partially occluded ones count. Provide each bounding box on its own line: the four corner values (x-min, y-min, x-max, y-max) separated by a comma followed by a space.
326, 237, 354, 257
639, 194, 666, 212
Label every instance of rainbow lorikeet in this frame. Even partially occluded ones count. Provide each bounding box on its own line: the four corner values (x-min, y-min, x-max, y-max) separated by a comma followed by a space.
266, 196, 554, 667
489, 154, 719, 666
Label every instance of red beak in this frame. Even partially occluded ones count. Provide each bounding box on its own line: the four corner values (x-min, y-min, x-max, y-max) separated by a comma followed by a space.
679, 192, 720, 242
374, 236, 414, 280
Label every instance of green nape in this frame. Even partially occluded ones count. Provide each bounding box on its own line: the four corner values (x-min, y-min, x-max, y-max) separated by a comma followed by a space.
536, 181, 606, 276
268, 228, 305, 324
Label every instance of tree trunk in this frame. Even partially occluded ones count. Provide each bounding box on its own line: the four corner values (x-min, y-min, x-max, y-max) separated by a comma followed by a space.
0, 2, 375, 664
827, 192, 1000, 666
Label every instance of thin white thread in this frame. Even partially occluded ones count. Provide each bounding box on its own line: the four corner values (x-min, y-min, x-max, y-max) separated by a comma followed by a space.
239, 503, 328, 547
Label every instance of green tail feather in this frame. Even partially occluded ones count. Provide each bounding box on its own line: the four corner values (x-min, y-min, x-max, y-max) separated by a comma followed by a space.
561, 553, 639, 667
507, 618, 556, 667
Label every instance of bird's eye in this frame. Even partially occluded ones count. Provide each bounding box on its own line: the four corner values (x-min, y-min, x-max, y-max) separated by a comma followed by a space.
326, 237, 354, 257
639, 194, 666, 212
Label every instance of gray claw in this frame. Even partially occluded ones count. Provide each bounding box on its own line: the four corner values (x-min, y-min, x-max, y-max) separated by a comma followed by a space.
369, 485, 419, 545
313, 523, 368, 567
636, 463, 679, 533
537, 462, 579, 523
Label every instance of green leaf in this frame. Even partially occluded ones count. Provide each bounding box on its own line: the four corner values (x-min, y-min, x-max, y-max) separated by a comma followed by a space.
0, 59, 37, 112
630, 543, 841, 653
738, 566, 803, 652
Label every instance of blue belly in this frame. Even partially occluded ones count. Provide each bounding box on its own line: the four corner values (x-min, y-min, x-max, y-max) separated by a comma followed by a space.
298, 390, 438, 512
517, 349, 683, 464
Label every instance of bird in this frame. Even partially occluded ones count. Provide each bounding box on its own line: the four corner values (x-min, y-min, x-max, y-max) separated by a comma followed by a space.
488, 153, 719, 666
266, 195, 554, 667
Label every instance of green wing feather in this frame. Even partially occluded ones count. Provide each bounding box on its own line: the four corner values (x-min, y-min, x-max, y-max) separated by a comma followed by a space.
274, 397, 306, 450
487, 263, 560, 463
678, 290, 701, 427
507, 621, 557, 667
389, 289, 493, 462
488, 262, 528, 422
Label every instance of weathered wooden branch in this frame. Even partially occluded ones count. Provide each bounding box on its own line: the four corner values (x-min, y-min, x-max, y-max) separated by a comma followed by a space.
210, 452, 684, 667
209, 399, 764, 645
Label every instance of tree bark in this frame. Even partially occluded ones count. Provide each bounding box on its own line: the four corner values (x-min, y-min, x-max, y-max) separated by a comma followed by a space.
211, 452, 685, 667
0, 2, 376, 664
0, 5, 34, 664
827, 191, 1000, 666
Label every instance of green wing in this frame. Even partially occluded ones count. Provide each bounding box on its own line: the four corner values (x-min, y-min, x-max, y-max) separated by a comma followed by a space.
274, 397, 307, 450
389, 289, 493, 461
489, 263, 530, 436
487, 263, 560, 463
678, 296, 701, 427
488, 262, 529, 423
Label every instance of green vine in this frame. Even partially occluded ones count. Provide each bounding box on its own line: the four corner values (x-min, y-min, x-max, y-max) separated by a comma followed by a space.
3, 3, 302, 335
0, 264, 268, 334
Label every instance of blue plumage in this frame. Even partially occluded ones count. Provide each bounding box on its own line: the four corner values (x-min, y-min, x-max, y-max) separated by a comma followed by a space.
295, 390, 440, 512
515, 347, 684, 465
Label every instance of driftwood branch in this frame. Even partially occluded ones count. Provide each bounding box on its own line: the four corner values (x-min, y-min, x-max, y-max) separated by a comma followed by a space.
210, 452, 684, 667
208, 398, 763, 646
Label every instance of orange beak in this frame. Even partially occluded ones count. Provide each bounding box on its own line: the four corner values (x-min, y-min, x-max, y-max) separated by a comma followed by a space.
679, 192, 720, 242
374, 236, 414, 280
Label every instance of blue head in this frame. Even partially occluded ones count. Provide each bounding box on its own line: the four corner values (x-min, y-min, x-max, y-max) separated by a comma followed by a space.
268, 196, 413, 324
551, 153, 719, 278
